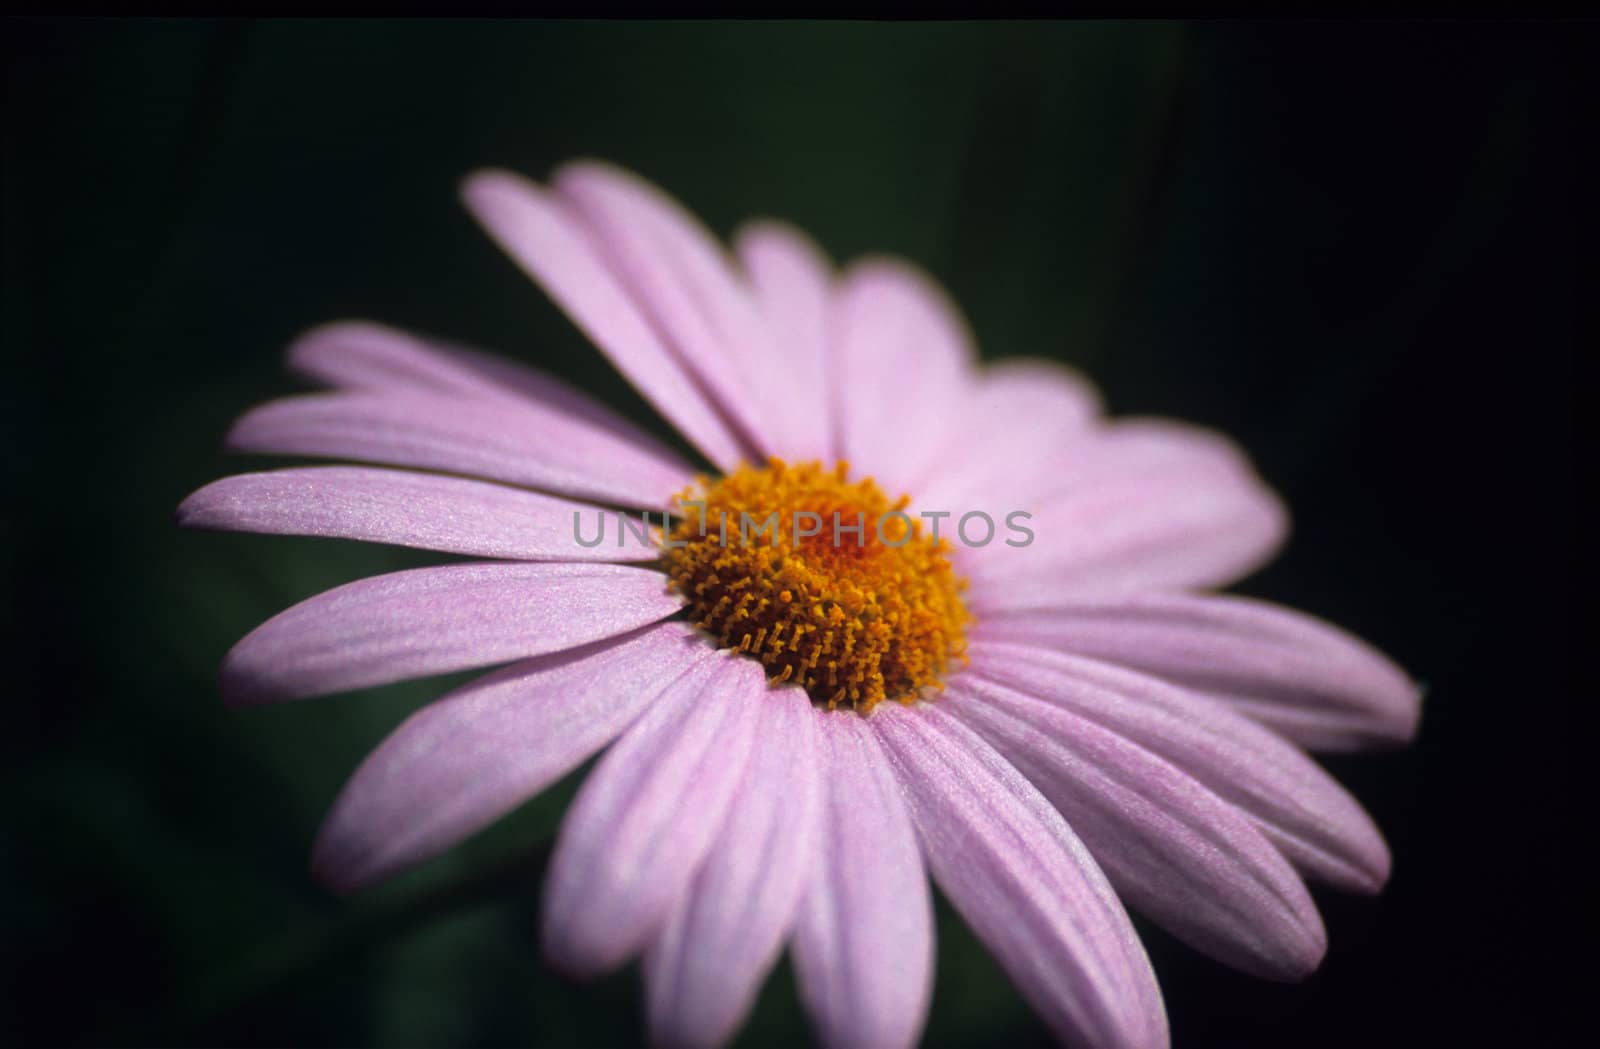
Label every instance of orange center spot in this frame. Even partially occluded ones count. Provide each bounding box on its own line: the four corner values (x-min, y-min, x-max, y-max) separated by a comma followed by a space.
663, 459, 971, 713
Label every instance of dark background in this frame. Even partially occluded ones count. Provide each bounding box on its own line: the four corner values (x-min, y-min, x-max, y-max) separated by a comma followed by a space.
3, 19, 1579, 1048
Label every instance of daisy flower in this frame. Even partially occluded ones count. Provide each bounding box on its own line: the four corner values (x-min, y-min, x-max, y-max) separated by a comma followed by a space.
179, 160, 1420, 1049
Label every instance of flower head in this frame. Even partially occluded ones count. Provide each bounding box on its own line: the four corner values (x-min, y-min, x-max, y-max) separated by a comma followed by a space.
180, 159, 1420, 1048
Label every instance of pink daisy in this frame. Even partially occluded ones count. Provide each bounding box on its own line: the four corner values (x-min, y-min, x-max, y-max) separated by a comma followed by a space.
179, 160, 1420, 1049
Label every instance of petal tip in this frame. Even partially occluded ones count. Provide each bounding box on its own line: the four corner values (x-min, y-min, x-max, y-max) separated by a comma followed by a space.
538, 925, 612, 984
174, 487, 212, 530
1332, 815, 1393, 895
1355, 848, 1394, 895
220, 406, 271, 454
284, 319, 392, 376
732, 216, 831, 263
1390, 679, 1427, 746
549, 156, 640, 196
218, 647, 290, 707
459, 168, 538, 219
307, 836, 369, 897
1258, 907, 1329, 984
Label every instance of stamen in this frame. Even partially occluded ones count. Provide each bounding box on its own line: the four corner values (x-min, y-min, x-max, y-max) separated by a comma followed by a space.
662, 459, 971, 713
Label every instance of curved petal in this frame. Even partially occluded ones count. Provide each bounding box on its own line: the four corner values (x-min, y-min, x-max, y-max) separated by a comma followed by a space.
791, 711, 933, 1049
645, 686, 822, 1049
541, 651, 764, 977
976, 593, 1421, 750
911, 357, 1103, 508
462, 168, 750, 469
962, 421, 1288, 603
178, 466, 658, 562
871, 703, 1168, 1049
975, 358, 1102, 432
287, 320, 685, 448
945, 679, 1326, 980
968, 641, 1391, 893
311, 622, 704, 890
554, 161, 779, 458
832, 259, 978, 497
226, 389, 693, 510
734, 220, 835, 462
222, 562, 682, 704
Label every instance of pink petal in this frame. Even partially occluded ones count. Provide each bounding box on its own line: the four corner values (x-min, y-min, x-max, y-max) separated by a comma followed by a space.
791, 711, 933, 1049
644, 686, 822, 1049
541, 651, 765, 978
226, 389, 693, 510
832, 259, 978, 496
554, 161, 778, 459
222, 562, 682, 704
962, 420, 1288, 602
311, 622, 705, 891
287, 319, 687, 448
461, 169, 750, 469
734, 220, 836, 462
969, 641, 1392, 893
871, 703, 1168, 1049
178, 466, 658, 562
911, 357, 1103, 508
945, 679, 1326, 981
976, 592, 1421, 750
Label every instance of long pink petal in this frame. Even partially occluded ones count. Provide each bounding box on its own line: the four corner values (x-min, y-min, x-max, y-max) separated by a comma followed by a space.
178, 466, 657, 562
969, 641, 1391, 893
554, 161, 778, 458
541, 651, 764, 977
977, 593, 1421, 750
222, 562, 682, 704
831, 259, 978, 496
311, 622, 705, 890
287, 319, 687, 449
872, 703, 1168, 1049
791, 711, 933, 1049
734, 220, 835, 462
226, 389, 693, 510
644, 686, 822, 1049
911, 357, 1103, 507
962, 421, 1288, 602
462, 169, 749, 469
945, 679, 1326, 980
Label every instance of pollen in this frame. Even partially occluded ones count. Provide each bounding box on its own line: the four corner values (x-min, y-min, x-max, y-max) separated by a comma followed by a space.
662, 459, 971, 713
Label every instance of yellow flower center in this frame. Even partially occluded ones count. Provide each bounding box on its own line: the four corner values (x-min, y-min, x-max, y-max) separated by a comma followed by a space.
663, 459, 971, 713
